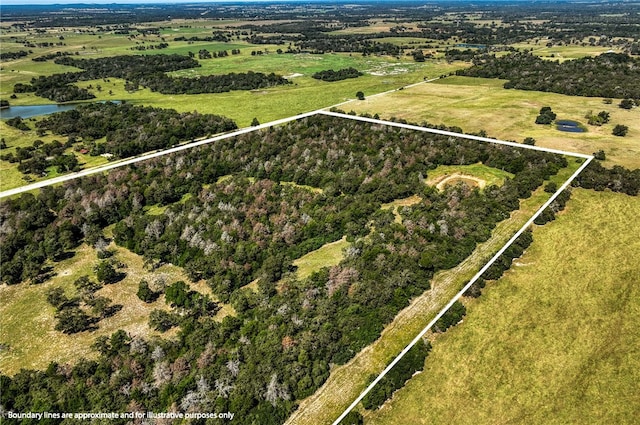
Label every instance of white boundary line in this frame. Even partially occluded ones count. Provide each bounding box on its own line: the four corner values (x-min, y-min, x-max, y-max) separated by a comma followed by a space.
330, 112, 594, 424
0, 110, 318, 199
319, 110, 593, 159
0, 106, 595, 423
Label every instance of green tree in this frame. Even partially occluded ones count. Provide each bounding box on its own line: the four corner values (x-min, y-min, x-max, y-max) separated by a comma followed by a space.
355, 91, 365, 100
46, 287, 73, 310
544, 181, 558, 193
137, 279, 159, 303
94, 261, 123, 284
54, 307, 91, 334
619, 98, 634, 109
612, 124, 629, 136
339, 410, 364, 425
251, 117, 260, 126
149, 309, 179, 332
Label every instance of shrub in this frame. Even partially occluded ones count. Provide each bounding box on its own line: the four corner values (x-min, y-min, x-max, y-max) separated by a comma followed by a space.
612, 124, 629, 136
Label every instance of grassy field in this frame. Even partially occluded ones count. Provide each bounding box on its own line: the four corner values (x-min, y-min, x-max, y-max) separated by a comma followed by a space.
293, 237, 350, 281
286, 158, 580, 425
351, 76, 640, 169
513, 40, 626, 60
364, 189, 640, 424
424, 163, 515, 190
0, 241, 232, 376
381, 195, 423, 224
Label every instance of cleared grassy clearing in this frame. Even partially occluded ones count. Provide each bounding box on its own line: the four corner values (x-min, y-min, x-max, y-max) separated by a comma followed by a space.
514, 40, 626, 60
351, 76, 640, 169
285, 158, 580, 425
424, 163, 515, 190
293, 236, 350, 281
365, 189, 640, 424
381, 195, 422, 224
0, 120, 110, 192
0, 241, 233, 376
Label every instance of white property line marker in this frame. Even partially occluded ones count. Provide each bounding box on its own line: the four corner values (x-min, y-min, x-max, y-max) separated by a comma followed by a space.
0, 107, 595, 425
327, 111, 594, 425
0, 110, 319, 199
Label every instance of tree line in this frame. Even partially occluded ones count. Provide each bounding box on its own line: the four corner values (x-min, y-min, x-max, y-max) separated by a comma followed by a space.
13, 54, 290, 102
35, 102, 237, 159
458, 52, 640, 99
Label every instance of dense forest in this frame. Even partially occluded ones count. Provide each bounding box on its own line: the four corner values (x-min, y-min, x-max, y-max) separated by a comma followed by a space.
458, 52, 640, 98
13, 54, 290, 102
1, 114, 570, 423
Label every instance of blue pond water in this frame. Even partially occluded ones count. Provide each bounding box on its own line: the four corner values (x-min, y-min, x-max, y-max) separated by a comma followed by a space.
0, 101, 121, 119
556, 120, 586, 133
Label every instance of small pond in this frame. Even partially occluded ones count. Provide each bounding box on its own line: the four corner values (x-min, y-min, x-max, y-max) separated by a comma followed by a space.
0, 101, 121, 119
556, 120, 586, 133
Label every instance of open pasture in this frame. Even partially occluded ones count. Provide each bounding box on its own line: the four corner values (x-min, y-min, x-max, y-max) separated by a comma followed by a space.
351, 76, 640, 169
0, 241, 231, 376
364, 189, 640, 424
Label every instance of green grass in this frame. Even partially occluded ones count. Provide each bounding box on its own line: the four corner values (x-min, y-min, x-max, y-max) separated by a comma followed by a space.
351, 76, 640, 169
145, 193, 193, 216
364, 189, 640, 424
293, 236, 350, 281
0, 241, 233, 376
381, 195, 422, 224
512, 40, 626, 61
0, 120, 109, 192
424, 163, 515, 190
286, 159, 580, 425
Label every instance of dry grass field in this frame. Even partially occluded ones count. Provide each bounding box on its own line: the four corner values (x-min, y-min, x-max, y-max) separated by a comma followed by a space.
0, 241, 232, 376
351, 76, 640, 169
364, 189, 640, 424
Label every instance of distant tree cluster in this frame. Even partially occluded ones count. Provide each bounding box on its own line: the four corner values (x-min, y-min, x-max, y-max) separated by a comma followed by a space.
0, 50, 29, 60
138, 71, 291, 95
574, 160, 640, 196
32, 51, 72, 62
5, 116, 30, 131
444, 48, 482, 62
586, 110, 610, 126
293, 38, 401, 56
46, 273, 122, 334
13, 54, 290, 102
312, 67, 363, 82
35, 102, 237, 158
612, 124, 629, 137
535, 106, 557, 125
459, 52, 640, 99
0, 138, 79, 177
